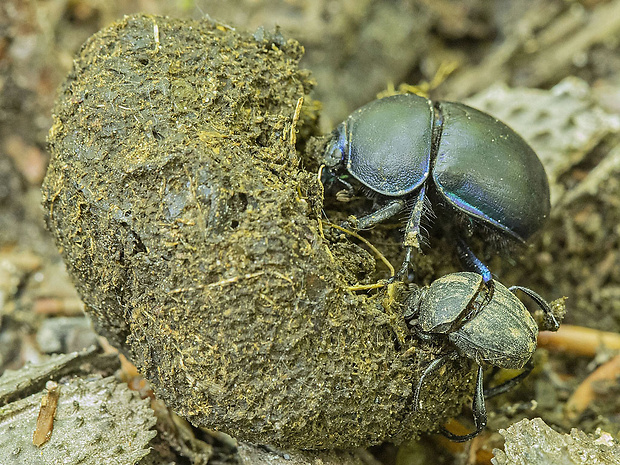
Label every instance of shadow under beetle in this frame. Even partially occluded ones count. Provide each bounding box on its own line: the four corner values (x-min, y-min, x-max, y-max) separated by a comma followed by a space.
321, 93, 550, 282
404, 272, 560, 442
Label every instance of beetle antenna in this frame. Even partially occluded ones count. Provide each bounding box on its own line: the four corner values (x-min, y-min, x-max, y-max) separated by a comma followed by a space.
509, 285, 560, 331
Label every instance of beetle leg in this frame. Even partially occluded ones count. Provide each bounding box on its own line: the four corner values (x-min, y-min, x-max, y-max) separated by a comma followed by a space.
321, 170, 356, 202
412, 353, 451, 412
410, 327, 436, 343
509, 285, 560, 331
393, 185, 428, 280
484, 359, 534, 398
335, 177, 355, 201
440, 364, 487, 442
344, 198, 407, 231
403, 185, 427, 251
392, 247, 413, 282
456, 238, 494, 290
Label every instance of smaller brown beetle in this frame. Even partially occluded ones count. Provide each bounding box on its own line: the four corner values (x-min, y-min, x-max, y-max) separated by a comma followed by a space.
404, 272, 560, 441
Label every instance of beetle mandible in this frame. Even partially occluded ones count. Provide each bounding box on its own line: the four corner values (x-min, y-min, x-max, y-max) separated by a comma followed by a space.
321, 93, 550, 282
404, 272, 560, 441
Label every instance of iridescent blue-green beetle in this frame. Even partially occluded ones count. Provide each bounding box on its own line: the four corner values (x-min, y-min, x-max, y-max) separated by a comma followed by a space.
322, 93, 550, 282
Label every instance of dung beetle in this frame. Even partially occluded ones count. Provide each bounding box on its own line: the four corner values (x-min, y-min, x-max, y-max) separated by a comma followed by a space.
404, 272, 560, 441
322, 93, 550, 282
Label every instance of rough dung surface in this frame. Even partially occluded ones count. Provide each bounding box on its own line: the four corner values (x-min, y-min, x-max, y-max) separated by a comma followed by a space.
41, 14, 470, 449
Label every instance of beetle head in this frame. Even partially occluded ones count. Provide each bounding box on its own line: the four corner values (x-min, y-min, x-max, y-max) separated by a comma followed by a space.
321, 123, 351, 192
403, 285, 427, 328
322, 123, 347, 170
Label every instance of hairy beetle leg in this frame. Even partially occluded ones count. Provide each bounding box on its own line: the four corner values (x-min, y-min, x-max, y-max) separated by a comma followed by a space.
342, 197, 409, 283
394, 185, 428, 281
389, 247, 413, 283
403, 185, 427, 251
348, 198, 407, 230
443, 360, 536, 442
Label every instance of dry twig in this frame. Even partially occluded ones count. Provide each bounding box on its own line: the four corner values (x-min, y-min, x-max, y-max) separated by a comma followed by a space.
538, 324, 620, 357
565, 353, 620, 421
